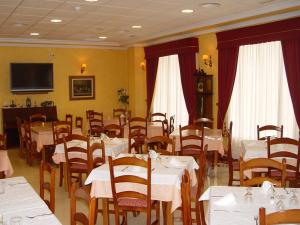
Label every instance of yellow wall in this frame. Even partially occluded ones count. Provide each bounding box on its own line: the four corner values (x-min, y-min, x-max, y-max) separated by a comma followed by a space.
0, 46, 128, 133
197, 33, 218, 127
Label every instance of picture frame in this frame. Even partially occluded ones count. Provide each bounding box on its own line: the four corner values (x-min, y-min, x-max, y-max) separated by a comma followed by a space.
69, 76, 95, 100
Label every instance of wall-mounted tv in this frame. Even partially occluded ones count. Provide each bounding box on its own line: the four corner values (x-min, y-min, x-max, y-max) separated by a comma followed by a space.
10, 63, 54, 92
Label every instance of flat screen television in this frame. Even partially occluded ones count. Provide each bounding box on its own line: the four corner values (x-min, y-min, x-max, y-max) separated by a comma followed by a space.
10, 63, 54, 92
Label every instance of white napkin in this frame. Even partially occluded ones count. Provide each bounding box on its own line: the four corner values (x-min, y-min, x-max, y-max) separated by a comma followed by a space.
100, 133, 110, 142
261, 181, 274, 194
148, 150, 158, 159
214, 193, 237, 206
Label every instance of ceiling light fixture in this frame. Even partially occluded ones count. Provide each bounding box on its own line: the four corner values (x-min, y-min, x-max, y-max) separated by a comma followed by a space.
201, 3, 221, 8
51, 19, 62, 23
30, 32, 39, 36
98, 36, 107, 39
181, 9, 194, 14
132, 25, 142, 29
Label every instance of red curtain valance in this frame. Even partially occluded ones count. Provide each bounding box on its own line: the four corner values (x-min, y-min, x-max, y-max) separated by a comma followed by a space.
217, 17, 300, 49
144, 37, 199, 59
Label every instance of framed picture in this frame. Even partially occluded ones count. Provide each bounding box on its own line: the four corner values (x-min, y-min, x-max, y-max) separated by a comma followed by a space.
69, 76, 95, 100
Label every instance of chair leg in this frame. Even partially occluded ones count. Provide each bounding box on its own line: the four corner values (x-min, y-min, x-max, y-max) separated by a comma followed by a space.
155, 202, 160, 224
162, 202, 167, 225
195, 202, 201, 225
199, 201, 206, 225
59, 163, 64, 187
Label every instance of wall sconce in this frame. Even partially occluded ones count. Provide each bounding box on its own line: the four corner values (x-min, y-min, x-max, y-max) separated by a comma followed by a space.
81, 63, 87, 74
202, 54, 212, 67
139, 60, 146, 70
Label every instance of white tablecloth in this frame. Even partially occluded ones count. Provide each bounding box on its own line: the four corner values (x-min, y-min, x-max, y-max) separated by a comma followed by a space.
200, 186, 300, 225
0, 176, 61, 225
85, 154, 199, 212
52, 137, 128, 164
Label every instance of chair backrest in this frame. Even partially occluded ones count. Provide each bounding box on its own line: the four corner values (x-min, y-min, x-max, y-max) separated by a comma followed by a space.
63, 134, 90, 172
40, 161, 55, 213
150, 112, 167, 122
128, 129, 147, 154
86, 110, 94, 119
103, 124, 124, 138
129, 117, 148, 136
52, 121, 72, 145
259, 207, 300, 225
181, 170, 192, 225
162, 119, 169, 137
239, 158, 286, 187
113, 108, 126, 118
108, 156, 151, 225
75, 116, 83, 130
89, 112, 104, 136
88, 141, 105, 173
257, 125, 283, 140
16, 116, 24, 139
70, 183, 96, 225
223, 121, 234, 185
179, 124, 204, 156
267, 136, 300, 180
0, 133, 7, 150
143, 135, 175, 155
169, 115, 175, 134
66, 114, 73, 125
23, 121, 34, 147
29, 113, 47, 123
193, 117, 213, 128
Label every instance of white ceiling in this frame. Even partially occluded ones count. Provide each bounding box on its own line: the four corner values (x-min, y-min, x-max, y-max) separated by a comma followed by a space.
0, 0, 299, 48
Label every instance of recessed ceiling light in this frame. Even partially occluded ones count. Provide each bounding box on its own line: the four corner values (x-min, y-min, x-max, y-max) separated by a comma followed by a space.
85, 0, 98, 2
30, 32, 39, 36
75, 6, 81, 11
181, 9, 194, 14
132, 25, 142, 29
201, 3, 221, 8
98, 36, 107, 39
50, 19, 62, 23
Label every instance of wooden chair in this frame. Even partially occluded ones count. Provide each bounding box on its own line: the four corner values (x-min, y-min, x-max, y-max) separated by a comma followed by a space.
128, 129, 147, 154
40, 161, 55, 213
162, 119, 169, 137
113, 108, 126, 118
143, 135, 175, 155
66, 114, 73, 125
88, 141, 105, 172
75, 116, 83, 130
89, 112, 104, 136
70, 183, 96, 225
193, 117, 213, 129
29, 113, 47, 124
63, 134, 90, 194
257, 125, 283, 140
150, 112, 166, 122
53, 120, 72, 187
16, 117, 26, 158
86, 110, 94, 119
267, 136, 300, 187
129, 117, 147, 136
223, 122, 239, 186
179, 124, 204, 156
239, 158, 287, 187
169, 115, 175, 134
181, 170, 192, 225
259, 207, 300, 225
103, 124, 124, 138
24, 121, 39, 166
108, 156, 160, 225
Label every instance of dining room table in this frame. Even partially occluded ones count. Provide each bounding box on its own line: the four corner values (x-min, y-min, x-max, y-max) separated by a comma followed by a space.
0, 150, 14, 177
199, 185, 300, 225
85, 153, 199, 225
0, 176, 62, 225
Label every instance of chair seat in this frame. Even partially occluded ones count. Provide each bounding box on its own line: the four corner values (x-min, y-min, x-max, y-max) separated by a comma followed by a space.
70, 164, 88, 173
118, 198, 154, 208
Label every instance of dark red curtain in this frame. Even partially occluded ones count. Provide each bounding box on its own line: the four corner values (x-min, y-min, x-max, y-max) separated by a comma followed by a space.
144, 38, 199, 116
216, 16, 300, 128
145, 58, 159, 113
281, 39, 300, 127
178, 53, 197, 123
216, 46, 239, 128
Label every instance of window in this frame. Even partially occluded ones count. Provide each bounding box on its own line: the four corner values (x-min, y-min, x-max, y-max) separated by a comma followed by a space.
151, 54, 189, 127
228, 41, 299, 158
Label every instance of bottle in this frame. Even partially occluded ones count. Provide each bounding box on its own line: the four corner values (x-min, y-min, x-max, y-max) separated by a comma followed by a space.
26, 97, 31, 107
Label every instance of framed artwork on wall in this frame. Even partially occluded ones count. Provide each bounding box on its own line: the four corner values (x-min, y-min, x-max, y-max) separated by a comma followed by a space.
69, 76, 95, 100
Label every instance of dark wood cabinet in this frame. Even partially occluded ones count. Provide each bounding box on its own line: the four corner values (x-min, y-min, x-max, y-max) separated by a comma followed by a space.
196, 75, 213, 119
2, 106, 57, 148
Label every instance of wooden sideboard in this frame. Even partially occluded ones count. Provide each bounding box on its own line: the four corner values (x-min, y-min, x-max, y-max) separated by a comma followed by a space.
2, 106, 57, 148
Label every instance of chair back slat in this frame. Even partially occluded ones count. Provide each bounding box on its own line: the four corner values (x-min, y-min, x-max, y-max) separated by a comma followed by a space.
259, 207, 300, 225
257, 125, 283, 140
144, 135, 175, 155
40, 161, 55, 213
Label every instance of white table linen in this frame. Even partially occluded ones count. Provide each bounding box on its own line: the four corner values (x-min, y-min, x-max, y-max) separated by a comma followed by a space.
0, 176, 61, 225
85, 154, 199, 212
200, 186, 300, 225
0, 151, 14, 177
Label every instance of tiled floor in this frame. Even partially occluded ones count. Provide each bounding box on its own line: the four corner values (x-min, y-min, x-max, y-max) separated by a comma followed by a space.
7, 148, 229, 225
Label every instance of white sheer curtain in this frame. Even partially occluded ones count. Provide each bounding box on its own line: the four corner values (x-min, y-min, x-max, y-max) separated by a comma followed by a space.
228, 41, 299, 158
151, 54, 189, 127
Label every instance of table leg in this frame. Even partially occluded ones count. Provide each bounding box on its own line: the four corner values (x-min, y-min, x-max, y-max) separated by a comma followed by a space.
102, 198, 110, 225
163, 201, 174, 225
